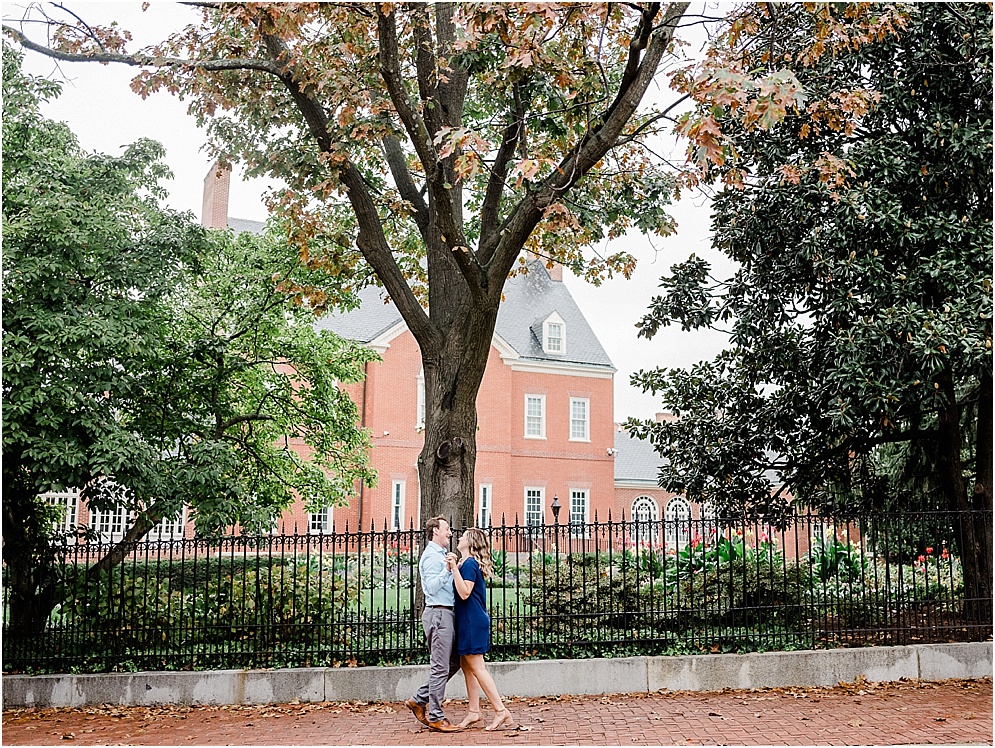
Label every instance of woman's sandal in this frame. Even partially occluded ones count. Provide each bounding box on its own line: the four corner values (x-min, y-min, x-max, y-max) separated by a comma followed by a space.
457, 712, 481, 729
484, 709, 515, 731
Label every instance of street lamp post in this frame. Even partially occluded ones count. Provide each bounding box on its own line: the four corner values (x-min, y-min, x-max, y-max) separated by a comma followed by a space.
550, 495, 561, 558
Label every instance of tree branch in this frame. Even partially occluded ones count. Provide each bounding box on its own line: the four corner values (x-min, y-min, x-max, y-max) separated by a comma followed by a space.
2, 24, 279, 75
382, 135, 429, 234
486, 1, 690, 288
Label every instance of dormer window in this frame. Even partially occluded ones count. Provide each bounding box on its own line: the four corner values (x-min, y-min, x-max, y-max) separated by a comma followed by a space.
542, 312, 566, 355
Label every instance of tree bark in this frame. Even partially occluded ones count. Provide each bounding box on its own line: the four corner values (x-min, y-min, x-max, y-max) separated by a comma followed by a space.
1, 470, 59, 637
935, 368, 987, 622
969, 371, 993, 620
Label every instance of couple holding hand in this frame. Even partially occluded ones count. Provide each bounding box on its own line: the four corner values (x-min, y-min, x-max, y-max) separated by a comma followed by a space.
404, 517, 514, 732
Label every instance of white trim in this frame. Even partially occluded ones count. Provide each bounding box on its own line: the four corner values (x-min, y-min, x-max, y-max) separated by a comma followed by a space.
568, 489, 589, 538
508, 360, 615, 378
614, 480, 662, 490
40, 488, 80, 536
148, 506, 187, 541
478, 483, 492, 528
491, 332, 520, 362
542, 312, 566, 356
524, 394, 546, 439
524, 486, 545, 528
308, 506, 334, 534
366, 319, 408, 353
90, 504, 131, 542
416, 368, 426, 431
391, 480, 406, 532
665, 496, 692, 547
569, 397, 590, 442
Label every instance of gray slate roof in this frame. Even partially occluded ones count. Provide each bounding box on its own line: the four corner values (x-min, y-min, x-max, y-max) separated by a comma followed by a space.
228, 217, 266, 235
614, 428, 667, 484
316, 261, 614, 369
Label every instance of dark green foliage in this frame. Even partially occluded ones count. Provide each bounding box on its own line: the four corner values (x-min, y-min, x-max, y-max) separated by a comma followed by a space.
629, 3, 992, 616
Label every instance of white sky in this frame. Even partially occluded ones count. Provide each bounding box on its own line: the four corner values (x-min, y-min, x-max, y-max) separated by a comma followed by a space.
9, 1, 736, 422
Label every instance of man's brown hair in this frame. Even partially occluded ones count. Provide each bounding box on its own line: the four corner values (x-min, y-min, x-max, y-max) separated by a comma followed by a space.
425, 515, 448, 540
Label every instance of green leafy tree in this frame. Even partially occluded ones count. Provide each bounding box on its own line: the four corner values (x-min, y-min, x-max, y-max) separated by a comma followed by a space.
4, 2, 908, 529
629, 3, 992, 618
2, 44, 376, 633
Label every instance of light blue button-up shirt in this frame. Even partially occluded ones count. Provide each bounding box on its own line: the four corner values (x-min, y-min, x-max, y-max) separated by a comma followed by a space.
419, 540, 455, 607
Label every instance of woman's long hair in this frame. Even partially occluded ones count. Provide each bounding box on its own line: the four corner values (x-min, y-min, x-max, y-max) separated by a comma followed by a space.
462, 527, 493, 579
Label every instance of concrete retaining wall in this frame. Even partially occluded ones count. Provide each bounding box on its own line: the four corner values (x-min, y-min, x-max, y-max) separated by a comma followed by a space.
4, 642, 990, 709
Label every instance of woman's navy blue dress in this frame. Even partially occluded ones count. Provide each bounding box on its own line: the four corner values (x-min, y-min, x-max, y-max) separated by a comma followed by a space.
454, 556, 490, 655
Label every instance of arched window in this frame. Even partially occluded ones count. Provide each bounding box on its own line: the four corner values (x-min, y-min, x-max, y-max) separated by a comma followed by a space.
665, 497, 691, 548
631, 495, 659, 544
700, 502, 721, 539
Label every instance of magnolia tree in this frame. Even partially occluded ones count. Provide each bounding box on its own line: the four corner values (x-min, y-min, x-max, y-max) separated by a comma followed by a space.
4, 2, 904, 525
629, 3, 992, 617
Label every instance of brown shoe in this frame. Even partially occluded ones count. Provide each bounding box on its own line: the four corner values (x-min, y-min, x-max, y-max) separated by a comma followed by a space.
427, 718, 463, 733
404, 698, 428, 726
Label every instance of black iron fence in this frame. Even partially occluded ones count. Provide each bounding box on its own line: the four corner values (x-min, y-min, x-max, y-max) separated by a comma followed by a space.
3, 509, 991, 674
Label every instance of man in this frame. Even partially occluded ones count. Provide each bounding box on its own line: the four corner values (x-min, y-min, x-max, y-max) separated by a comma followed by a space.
404, 516, 462, 732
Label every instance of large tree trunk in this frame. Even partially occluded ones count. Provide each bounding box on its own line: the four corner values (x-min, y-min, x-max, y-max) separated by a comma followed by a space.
936, 369, 989, 623
1, 469, 59, 637
417, 302, 499, 525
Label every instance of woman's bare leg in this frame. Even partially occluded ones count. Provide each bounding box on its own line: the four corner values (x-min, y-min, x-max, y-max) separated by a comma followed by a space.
458, 656, 481, 727
461, 654, 512, 728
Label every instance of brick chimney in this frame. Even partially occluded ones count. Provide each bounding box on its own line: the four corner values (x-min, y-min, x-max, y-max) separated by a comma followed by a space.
201, 162, 231, 229
526, 251, 562, 282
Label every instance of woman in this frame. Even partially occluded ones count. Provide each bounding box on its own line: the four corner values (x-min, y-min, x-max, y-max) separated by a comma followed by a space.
446, 527, 514, 731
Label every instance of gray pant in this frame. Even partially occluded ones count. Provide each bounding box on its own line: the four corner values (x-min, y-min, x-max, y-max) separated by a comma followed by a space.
412, 606, 461, 722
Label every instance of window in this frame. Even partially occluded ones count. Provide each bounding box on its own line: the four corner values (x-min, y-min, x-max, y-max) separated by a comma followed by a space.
416, 369, 426, 431
391, 480, 406, 531
541, 312, 566, 355
525, 395, 546, 439
632, 495, 660, 545
701, 502, 721, 538
569, 398, 590, 441
478, 484, 492, 528
40, 488, 80, 536
90, 505, 130, 542
546, 322, 563, 352
309, 506, 334, 535
569, 489, 589, 538
525, 487, 544, 529
149, 507, 186, 542
665, 497, 692, 548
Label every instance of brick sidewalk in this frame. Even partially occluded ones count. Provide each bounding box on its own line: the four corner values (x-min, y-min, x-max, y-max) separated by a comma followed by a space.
3, 678, 990, 746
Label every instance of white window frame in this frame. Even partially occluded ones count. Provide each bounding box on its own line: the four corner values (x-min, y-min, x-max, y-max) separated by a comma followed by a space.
391, 480, 406, 532
90, 504, 130, 542
478, 484, 492, 528
542, 312, 566, 355
40, 488, 80, 537
569, 397, 590, 442
665, 497, 692, 548
416, 368, 426, 431
631, 495, 660, 545
308, 506, 334, 535
569, 489, 589, 538
525, 394, 546, 439
524, 487, 545, 529
148, 506, 187, 542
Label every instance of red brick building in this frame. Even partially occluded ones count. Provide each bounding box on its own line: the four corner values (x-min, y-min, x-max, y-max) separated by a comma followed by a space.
44, 166, 703, 544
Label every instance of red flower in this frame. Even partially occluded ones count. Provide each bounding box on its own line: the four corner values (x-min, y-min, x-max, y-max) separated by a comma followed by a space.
916, 555, 926, 564
925, 546, 934, 555
941, 548, 949, 560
